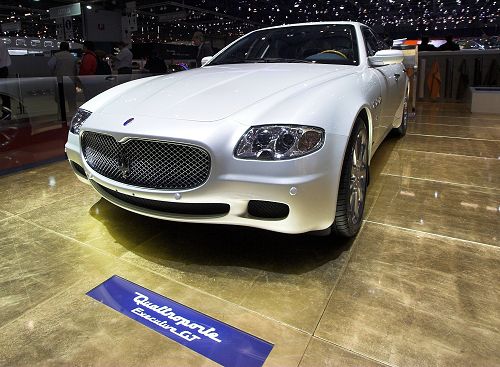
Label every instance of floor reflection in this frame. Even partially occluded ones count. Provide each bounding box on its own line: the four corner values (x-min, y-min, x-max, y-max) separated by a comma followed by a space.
0, 116, 68, 174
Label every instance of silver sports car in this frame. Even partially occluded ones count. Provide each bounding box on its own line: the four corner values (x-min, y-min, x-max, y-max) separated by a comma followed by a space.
66, 22, 408, 237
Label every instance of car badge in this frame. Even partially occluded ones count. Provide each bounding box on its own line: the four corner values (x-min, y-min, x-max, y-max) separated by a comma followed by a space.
117, 150, 131, 179
123, 118, 134, 126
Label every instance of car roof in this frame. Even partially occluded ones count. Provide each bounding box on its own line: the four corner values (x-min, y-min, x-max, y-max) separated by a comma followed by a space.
253, 21, 366, 33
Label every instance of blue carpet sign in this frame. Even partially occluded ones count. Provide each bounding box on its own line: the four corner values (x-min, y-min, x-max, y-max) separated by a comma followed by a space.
87, 275, 273, 367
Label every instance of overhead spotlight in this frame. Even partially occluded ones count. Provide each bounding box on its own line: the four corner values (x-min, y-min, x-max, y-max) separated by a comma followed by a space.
86, 5, 92, 9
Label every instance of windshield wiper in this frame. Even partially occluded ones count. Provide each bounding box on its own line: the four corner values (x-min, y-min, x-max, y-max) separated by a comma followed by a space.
211, 57, 313, 65
254, 58, 313, 64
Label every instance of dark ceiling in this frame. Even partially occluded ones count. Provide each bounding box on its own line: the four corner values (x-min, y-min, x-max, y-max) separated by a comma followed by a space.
1, 0, 499, 42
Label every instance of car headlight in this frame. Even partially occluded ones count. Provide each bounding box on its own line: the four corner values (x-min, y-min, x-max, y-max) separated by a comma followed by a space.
69, 109, 92, 134
234, 125, 325, 160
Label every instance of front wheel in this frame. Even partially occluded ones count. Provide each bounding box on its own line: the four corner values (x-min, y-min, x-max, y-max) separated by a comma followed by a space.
332, 117, 369, 237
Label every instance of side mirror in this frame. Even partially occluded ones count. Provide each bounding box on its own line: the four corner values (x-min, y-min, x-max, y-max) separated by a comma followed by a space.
368, 50, 404, 67
201, 56, 213, 66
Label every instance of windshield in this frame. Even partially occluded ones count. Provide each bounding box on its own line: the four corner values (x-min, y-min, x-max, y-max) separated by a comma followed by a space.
209, 24, 359, 66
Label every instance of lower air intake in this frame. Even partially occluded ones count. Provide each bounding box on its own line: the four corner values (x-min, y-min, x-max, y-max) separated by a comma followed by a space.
94, 182, 230, 217
248, 200, 289, 219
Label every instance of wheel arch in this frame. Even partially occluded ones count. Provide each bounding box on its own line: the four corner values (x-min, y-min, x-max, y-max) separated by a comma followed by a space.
336, 106, 372, 191
342, 106, 373, 165
356, 107, 373, 163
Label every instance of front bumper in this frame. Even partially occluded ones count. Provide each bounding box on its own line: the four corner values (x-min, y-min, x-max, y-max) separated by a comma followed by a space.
65, 130, 348, 234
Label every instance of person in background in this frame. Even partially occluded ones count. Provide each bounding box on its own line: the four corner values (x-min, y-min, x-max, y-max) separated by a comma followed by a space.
418, 36, 437, 51
48, 41, 78, 116
78, 41, 99, 102
48, 41, 77, 76
94, 50, 112, 75
79, 41, 97, 75
113, 42, 133, 74
438, 35, 460, 51
0, 39, 12, 119
192, 31, 213, 67
383, 33, 393, 48
144, 50, 167, 74
90, 50, 112, 97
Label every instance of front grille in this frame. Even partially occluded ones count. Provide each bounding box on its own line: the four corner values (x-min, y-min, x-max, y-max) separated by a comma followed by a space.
94, 182, 229, 216
248, 200, 289, 219
81, 132, 211, 190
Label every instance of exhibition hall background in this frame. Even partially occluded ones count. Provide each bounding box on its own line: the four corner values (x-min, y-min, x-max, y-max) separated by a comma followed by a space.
0, 0, 499, 175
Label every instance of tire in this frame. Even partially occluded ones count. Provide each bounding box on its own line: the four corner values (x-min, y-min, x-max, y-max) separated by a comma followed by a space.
332, 117, 369, 237
393, 90, 409, 137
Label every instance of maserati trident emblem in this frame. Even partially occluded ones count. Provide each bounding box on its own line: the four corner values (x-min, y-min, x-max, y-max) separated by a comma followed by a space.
123, 118, 134, 126
117, 150, 131, 178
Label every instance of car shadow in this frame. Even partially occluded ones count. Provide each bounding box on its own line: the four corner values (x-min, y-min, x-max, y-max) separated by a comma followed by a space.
89, 199, 355, 276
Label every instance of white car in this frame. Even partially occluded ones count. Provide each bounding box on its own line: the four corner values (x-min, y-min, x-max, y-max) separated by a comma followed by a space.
66, 22, 408, 237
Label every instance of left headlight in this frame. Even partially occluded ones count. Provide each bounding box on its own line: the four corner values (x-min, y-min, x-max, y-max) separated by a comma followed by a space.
234, 125, 325, 161
69, 108, 92, 134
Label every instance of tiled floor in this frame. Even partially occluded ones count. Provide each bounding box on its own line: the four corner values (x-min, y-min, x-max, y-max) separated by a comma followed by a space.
0, 102, 499, 366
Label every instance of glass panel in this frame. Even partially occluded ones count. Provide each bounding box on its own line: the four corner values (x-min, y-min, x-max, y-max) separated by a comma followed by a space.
73, 73, 152, 108
0, 73, 152, 175
0, 76, 64, 174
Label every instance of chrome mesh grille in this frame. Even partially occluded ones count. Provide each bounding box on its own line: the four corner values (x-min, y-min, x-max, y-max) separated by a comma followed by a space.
81, 132, 211, 190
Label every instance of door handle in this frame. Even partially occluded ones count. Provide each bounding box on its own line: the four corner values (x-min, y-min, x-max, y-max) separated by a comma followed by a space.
394, 73, 401, 81
105, 76, 117, 81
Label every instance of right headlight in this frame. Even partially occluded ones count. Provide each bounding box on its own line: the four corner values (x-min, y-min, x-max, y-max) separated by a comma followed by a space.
234, 125, 325, 160
69, 108, 92, 134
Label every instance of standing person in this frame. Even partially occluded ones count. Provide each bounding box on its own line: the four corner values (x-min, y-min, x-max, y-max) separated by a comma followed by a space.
144, 50, 167, 74
48, 41, 77, 115
94, 50, 112, 75
48, 41, 77, 76
79, 41, 98, 101
418, 36, 437, 51
93, 50, 112, 97
383, 33, 393, 48
113, 42, 133, 74
438, 35, 460, 51
192, 31, 213, 67
79, 41, 97, 75
0, 39, 12, 119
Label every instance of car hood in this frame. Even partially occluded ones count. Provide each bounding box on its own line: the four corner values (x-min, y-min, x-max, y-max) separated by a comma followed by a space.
97, 63, 356, 122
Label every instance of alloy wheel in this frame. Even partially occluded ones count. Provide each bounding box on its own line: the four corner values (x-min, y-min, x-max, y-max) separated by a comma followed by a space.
349, 124, 368, 225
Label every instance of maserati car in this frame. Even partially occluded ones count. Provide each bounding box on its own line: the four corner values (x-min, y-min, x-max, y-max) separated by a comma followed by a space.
65, 22, 408, 237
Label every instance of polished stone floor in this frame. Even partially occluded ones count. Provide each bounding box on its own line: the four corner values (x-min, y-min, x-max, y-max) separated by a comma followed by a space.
0, 103, 499, 366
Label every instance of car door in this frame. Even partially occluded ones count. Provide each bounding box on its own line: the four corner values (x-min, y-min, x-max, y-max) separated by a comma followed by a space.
362, 27, 404, 142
